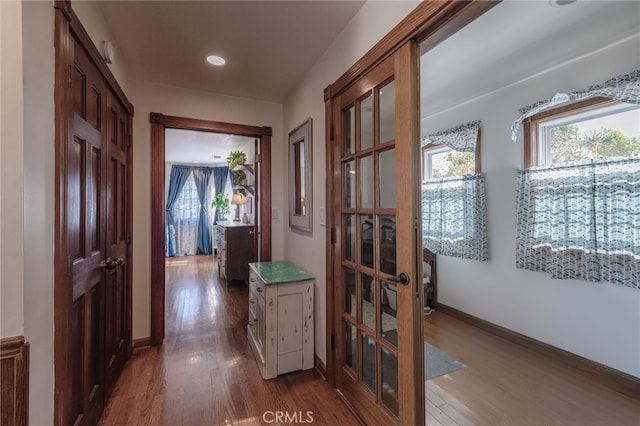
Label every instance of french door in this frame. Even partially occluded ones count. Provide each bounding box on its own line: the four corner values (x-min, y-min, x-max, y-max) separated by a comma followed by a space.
328, 42, 424, 424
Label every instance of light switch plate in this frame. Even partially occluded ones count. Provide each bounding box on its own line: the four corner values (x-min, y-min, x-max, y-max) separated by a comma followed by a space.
319, 207, 325, 226
272, 208, 279, 219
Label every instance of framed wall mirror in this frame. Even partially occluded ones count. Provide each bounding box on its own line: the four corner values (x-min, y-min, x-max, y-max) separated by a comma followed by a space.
288, 118, 312, 232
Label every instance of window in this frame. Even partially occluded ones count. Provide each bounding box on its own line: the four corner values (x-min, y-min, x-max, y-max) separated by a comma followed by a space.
174, 176, 200, 221
524, 97, 640, 167
420, 122, 487, 261
517, 97, 640, 288
422, 145, 476, 179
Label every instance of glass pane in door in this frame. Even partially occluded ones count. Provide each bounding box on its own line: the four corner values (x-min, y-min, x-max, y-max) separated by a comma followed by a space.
344, 160, 356, 208
346, 322, 357, 373
379, 80, 396, 144
381, 346, 399, 417
343, 105, 355, 155
361, 274, 375, 331
360, 95, 374, 150
360, 215, 374, 269
344, 214, 356, 262
344, 267, 356, 318
360, 155, 374, 208
379, 149, 396, 208
380, 281, 398, 347
379, 216, 396, 276
361, 333, 376, 393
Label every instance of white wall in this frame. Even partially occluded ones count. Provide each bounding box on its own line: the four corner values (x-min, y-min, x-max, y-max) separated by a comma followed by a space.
72, 0, 132, 95
131, 81, 284, 338
424, 36, 640, 378
283, 0, 420, 365
1, 0, 25, 339
22, 1, 56, 422
1, 1, 56, 424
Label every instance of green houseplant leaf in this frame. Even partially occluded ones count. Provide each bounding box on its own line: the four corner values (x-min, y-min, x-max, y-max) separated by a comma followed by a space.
211, 193, 230, 221
227, 150, 247, 170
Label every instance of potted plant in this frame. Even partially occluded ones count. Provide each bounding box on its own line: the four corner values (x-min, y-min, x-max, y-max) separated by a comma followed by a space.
227, 150, 247, 170
231, 169, 246, 187
211, 193, 230, 222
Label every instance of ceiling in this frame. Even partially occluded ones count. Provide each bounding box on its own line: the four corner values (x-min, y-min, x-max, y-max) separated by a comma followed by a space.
165, 129, 254, 164
420, 0, 640, 120
98, 0, 365, 103
96, 0, 638, 150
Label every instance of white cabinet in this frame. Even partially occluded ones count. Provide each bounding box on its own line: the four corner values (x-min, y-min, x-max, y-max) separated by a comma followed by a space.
247, 261, 314, 380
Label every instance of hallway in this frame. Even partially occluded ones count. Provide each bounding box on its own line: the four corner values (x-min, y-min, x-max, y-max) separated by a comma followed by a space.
97, 256, 639, 425
98, 255, 358, 425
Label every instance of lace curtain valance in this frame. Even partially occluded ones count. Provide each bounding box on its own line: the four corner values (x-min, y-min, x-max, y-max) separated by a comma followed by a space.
422, 121, 480, 152
511, 69, 640, 141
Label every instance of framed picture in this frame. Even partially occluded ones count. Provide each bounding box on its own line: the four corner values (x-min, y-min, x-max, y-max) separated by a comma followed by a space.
288, 118, 312, 233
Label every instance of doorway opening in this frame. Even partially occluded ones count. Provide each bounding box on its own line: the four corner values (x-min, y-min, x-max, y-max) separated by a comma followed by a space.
149, 113, 272, 346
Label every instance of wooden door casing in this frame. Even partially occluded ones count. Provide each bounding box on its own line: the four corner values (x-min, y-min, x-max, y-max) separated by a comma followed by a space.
55, 2, 133, 425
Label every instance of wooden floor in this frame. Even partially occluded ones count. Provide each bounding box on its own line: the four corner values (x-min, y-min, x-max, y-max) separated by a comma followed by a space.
98, 255, 359, 426
99, 255, 640, 425
424, 312, 640, 426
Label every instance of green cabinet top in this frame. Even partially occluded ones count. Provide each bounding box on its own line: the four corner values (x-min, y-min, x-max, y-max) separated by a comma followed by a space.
249, 261, 314, 285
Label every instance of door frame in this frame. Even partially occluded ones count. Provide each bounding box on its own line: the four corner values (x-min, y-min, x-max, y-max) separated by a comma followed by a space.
323, 0, 500, 420
54, 1, 134, 424
149, 113, 272, 346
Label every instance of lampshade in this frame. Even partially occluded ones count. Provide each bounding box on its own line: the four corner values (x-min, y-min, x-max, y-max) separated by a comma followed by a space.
230, 193, 245, 205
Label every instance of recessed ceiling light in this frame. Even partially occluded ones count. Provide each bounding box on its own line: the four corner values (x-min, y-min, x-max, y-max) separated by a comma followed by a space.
206, 55, 226, 66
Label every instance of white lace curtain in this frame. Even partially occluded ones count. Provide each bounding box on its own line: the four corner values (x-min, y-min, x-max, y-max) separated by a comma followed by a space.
421, 121, 488, 261
172, 175, 202, 256
516, 158, 640, 288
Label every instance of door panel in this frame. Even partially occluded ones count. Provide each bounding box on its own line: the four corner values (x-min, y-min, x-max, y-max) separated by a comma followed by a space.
104, 93, 130, 400
68, 36, 106, 425
330, 43, 424, 424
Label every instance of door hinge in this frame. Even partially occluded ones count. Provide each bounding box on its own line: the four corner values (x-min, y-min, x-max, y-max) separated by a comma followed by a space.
330, 227, 336, 245
126, 232, 132, 245
331, 333, 335, 351
127, 133, 132, 148
330, 123, 334, 141
68, 65, 72, 88
255, 153, 261, 164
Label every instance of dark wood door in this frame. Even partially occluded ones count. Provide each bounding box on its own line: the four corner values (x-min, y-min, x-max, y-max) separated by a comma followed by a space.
66, 36, 107, 426
103, 92, 131, 399
55, 5, 133, 424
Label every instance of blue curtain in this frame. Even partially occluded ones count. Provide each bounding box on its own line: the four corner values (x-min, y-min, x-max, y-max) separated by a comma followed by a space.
516, 158, 640, 288
192, 167, 214, 255
212, 166, 229, 224
165, 165, 193, 257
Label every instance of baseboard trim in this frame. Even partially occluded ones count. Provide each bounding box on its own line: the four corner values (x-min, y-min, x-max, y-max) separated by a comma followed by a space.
1, 336, 29, 426
133, 337, 151, 349
437, 303, 640, 396
314, 354, 326, 380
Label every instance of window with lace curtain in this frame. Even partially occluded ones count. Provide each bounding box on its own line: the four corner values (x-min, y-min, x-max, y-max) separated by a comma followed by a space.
421, 121, 488, 261
517, 93, 640, 288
